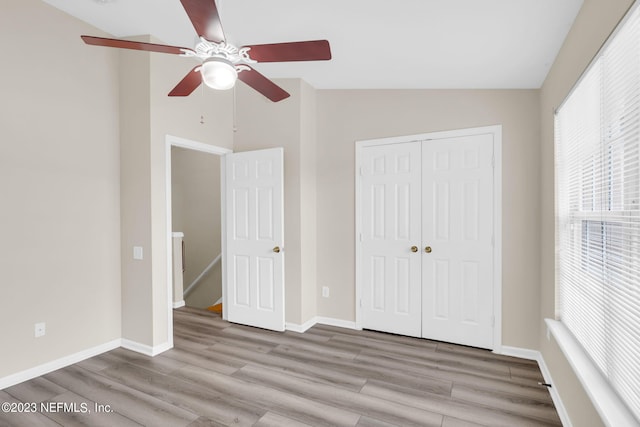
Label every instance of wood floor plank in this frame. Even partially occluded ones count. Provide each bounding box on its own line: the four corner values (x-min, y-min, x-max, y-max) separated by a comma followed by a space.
0, 391, 62, 427
270, 344, 454, 397
354, 350, 551, 401
355, 416, 403, 427
328, 332, 439, 359
510, 365, 546, 382
74, 353, 120, 374
442, 416, 487, 427
282, 330, 333, 343
43, 390, 143, 427
4, 307, 562, 427
105, 347, 188, 375
314, 324, 439, 350
157, 347, 242, 375
173, 363, 362, 427
209, 343, 368, 391
185, 416, 228, 427
451, 384, 561, 425
436, 342, 538, 368
358, 346, 512, 379
174, 326, 276, 354
98, 362, 265, 426
44, 366, 199, 427
361, 380, 559, 427
234, 363, 444, 427
4, 377, 67, 403
222, 326, 361, 360
254, 412, 314, 427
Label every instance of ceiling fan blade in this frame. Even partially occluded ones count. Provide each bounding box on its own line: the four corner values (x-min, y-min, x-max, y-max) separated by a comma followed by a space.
81, 35, 191, 55
237, 66, 290, 102
241, 40, 331, 63
180, 0, 225, 43
168, 67, 202, 96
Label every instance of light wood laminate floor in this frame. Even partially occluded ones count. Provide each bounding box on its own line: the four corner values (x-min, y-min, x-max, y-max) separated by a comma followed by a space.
1, 307, 562, 426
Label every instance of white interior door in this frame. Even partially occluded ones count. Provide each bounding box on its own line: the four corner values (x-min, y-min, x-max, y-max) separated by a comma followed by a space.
360, 142, 422, 337
421, 134, 494, 349
224, 147, 285, 331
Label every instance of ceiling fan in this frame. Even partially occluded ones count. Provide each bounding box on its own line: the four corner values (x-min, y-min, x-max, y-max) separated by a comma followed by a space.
81, 0, 332, 102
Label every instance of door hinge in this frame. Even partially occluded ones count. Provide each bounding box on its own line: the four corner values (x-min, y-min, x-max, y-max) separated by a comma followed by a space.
359, 298, 363, 308
491, 315, 495, 327
359, 233, 363, 242
491, 234, 495, 247
360, 166, 365, 176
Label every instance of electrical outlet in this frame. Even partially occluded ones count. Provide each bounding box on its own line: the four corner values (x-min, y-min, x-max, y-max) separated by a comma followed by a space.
322, 286, 330, 298
35, 322, 46, 338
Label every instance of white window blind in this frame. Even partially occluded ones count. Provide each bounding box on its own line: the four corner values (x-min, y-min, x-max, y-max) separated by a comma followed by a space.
555, 2, 640, 422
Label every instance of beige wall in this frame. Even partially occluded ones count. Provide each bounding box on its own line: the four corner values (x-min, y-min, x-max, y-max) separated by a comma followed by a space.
316, 89, 541, 349
119, 39, 233, 348
299, 81, 318, 322
539, 0, 634, 425
234, 79, 317, 325
119, 38, 154, 346
0, 0, 121, 376
171, 147, 222, 309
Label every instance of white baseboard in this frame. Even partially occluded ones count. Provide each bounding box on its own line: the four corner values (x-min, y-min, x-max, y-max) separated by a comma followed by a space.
536, 350, 573, 427
285, 316, 317, 333
285, 316, 360, 333
499, 345, 540, 361
172, 300, 185, 309
0, 339, 121, 390
496, 345, 572, 427
121, 339, 172, 357
315, 316, 360, 330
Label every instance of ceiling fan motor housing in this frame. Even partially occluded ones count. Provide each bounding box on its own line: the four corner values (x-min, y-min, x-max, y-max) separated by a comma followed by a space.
201, 56, 238, 90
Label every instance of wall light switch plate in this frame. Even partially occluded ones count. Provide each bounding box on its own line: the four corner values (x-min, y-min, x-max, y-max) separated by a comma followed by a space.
133, 246, 144, 260
35, 322, 46, 338
322, 286, 330, 298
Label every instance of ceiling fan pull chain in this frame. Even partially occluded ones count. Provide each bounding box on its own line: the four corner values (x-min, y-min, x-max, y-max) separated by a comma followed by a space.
233, 85, 238, 133
200, 83, 205, 124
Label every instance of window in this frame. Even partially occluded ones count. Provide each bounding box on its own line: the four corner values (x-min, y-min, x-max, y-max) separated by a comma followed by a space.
555, 2, 640, 422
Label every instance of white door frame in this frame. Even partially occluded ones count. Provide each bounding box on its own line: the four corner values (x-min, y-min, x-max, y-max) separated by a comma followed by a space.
165, 135, 232, 348
355, 125, 503, 352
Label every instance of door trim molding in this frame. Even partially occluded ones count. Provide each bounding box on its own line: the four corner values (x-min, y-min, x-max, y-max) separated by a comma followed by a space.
165, 135, 231, 347
354, 125, 503, 351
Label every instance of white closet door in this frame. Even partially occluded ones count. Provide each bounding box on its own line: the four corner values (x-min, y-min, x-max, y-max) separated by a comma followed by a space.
224, 147, 285, 331
421, 134, 494, 349
361, 142, 422, 337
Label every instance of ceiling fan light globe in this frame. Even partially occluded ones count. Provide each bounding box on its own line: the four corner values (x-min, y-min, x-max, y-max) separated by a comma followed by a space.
201, 57, 237, 90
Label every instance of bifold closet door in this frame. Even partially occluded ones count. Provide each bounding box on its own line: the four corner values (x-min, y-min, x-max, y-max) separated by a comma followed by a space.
421, 134, 494, 349
360, 142, 422, 337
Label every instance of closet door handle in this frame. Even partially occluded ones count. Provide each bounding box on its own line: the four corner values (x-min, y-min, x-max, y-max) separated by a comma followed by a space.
273, 246, 281, 253
410, 246, 419, 253
425, 246, 432, 253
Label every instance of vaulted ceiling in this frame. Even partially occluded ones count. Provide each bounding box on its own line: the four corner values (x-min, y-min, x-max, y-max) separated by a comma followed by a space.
43, 0, 583, 89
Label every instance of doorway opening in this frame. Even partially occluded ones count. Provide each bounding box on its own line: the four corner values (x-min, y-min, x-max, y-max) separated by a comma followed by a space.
165, 135, 231, 346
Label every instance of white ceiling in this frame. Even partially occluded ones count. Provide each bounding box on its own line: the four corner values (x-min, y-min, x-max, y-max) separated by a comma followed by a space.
42, 0, 583, 89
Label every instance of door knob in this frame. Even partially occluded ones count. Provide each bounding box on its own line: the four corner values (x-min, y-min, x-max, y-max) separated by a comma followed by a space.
411, 246, 418, 253
425, 246, 432, 253
273, 246, 281, 253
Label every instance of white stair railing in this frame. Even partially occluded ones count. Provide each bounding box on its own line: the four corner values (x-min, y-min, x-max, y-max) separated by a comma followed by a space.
183, 253, 222, 298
